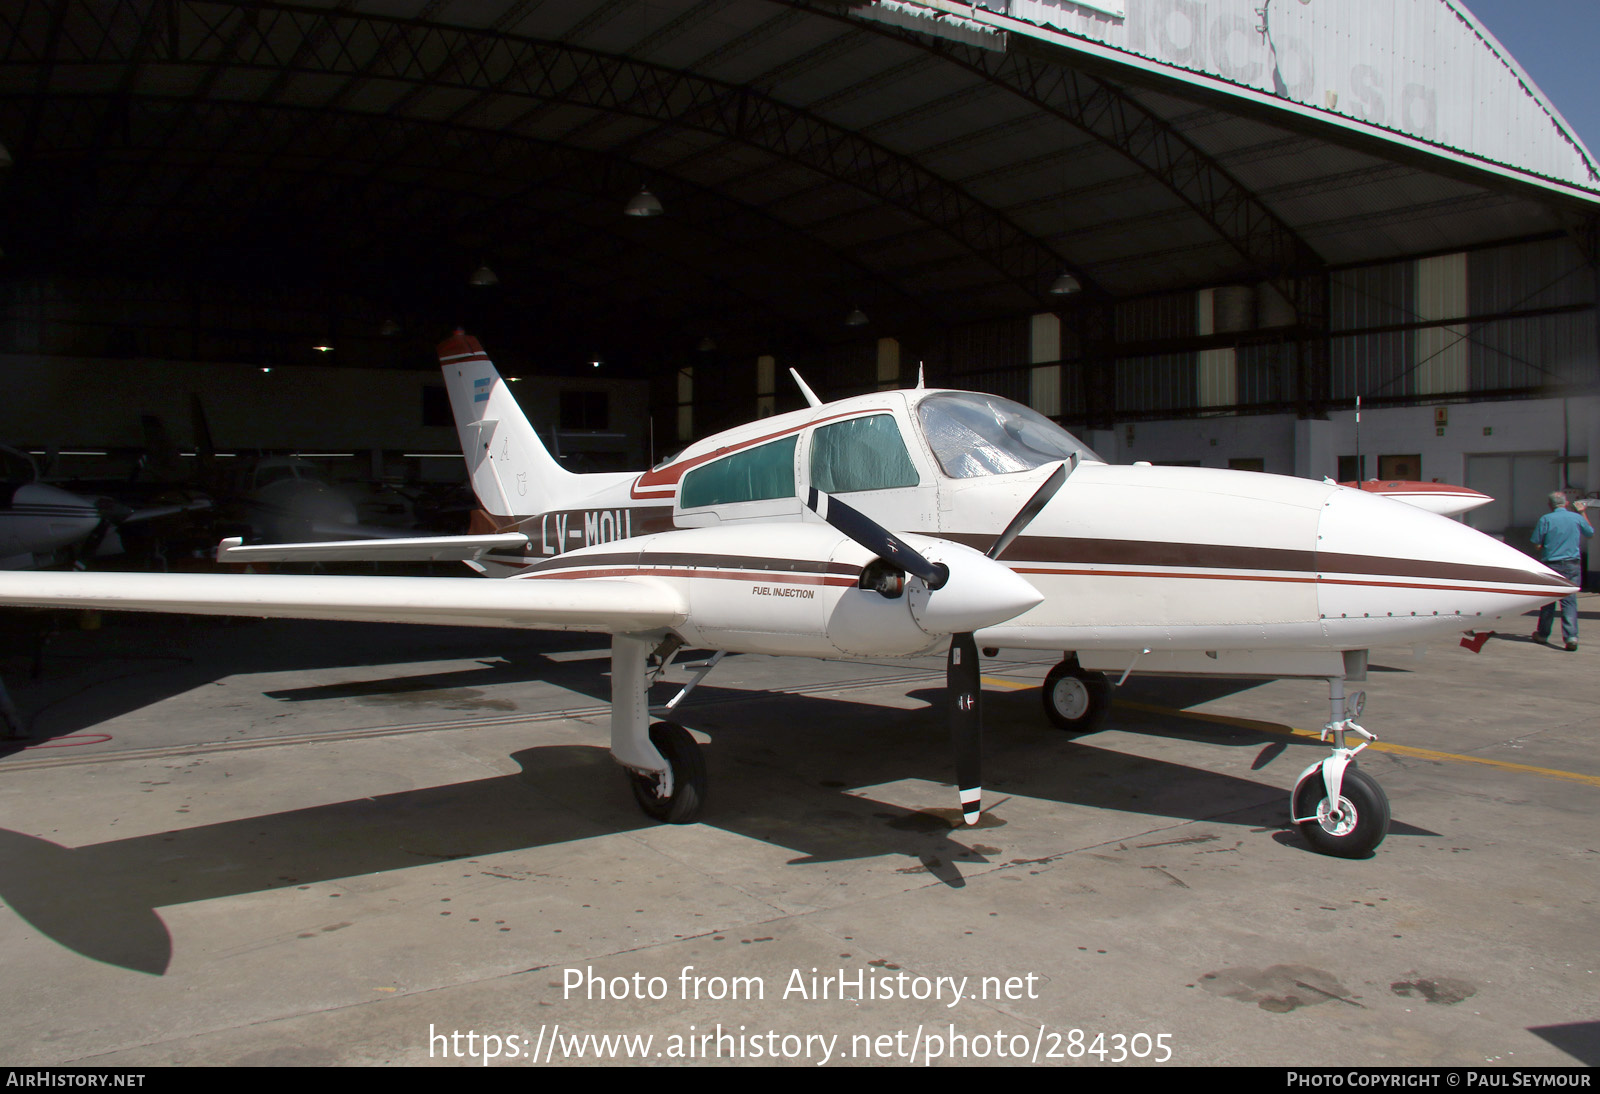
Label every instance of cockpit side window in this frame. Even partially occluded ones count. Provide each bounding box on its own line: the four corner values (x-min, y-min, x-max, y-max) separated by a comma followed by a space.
809, 414, 919, 494
679, 436, 798, 508
916, 392, 1103, 479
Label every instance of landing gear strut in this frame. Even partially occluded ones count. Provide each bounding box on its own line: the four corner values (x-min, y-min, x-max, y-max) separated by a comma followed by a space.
1042, 658, 1110, 733
1291, 677, 1390, 857
610, 634, 708, 824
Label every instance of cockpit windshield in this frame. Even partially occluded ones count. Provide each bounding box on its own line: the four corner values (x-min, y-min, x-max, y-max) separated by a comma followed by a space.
915, 392, 1103, 479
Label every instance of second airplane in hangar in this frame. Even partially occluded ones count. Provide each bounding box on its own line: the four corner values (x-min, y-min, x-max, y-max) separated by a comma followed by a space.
2, 333, 1571, 857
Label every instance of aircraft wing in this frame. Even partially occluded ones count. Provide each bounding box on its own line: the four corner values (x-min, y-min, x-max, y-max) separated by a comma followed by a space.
216, 532, 529, 564
122, 498, 213, 524
0, 571, 684, 634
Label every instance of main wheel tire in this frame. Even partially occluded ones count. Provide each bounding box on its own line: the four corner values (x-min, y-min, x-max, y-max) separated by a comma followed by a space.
1042, 661, 1110, 733
1292, 763, 1390, 858
628, 721, 706, 824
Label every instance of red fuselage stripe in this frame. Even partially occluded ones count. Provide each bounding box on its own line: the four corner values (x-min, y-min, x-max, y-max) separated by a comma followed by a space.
630, 409, 880, 499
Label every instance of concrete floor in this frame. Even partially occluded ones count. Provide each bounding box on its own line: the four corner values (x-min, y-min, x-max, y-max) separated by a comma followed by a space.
0, 603, 1596, 1067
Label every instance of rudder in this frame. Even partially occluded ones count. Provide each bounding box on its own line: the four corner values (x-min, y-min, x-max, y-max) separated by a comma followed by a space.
438, 331, 576, 522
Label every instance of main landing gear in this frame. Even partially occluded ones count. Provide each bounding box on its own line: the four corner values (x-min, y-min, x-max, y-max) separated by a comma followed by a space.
1290, 678, 1390, 858
610, 634, 710, 824
1042, 657, 1110, 733
629, 721, 706, 823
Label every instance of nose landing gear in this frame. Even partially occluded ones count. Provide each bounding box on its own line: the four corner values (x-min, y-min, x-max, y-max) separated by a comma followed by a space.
1291, 678, 1390, 858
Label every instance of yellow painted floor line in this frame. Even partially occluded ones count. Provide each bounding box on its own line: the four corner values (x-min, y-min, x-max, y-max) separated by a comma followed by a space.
982, 676, 1038, 691
981, 677, 1600, 789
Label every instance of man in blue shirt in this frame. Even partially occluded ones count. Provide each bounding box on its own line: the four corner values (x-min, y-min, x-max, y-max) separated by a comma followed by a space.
1531, 491, 1593, 651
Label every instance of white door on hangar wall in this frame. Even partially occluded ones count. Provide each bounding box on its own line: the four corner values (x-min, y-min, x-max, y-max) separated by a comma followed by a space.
1463, 452, 1565, 553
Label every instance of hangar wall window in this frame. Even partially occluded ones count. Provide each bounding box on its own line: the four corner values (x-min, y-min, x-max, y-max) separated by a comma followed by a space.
680, 436, 797, 508
1378, 454, 1421, 480
809, 415, 919, 493
756, 355, 776, 418
1341, 453, 1422, 482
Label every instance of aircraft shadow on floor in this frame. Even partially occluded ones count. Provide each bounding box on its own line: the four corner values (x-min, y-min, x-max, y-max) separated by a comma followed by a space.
0, 615, 607, 751
1528, 1021, 1600, 1067
0, 674, 1437, 975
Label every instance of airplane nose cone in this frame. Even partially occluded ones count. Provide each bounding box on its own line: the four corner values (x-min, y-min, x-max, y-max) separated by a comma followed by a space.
1315, 486, 1572, 643
906, 540, 1044, 635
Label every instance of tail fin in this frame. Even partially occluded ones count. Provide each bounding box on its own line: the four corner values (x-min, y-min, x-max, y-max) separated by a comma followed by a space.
438, 332, 581, 523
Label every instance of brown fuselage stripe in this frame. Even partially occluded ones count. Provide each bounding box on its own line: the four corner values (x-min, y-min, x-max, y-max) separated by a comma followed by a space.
476, 518, 1562, 594
943, 534, 1567, 590
520, 550, 860, 578
523, 566, 858, 587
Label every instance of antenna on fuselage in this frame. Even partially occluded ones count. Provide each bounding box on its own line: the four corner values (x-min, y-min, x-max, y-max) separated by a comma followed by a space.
789, 368, 822, 409
916, 361, 925, 389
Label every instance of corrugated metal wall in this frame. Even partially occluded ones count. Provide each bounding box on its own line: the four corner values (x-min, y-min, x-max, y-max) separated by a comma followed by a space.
984, 0, 1599, 190
1331, 236, 1596, 401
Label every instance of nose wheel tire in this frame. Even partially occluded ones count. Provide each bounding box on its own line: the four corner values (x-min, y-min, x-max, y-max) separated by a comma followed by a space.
1042, 661, 1110, 733
1292, 763, 1389, 858
629, 721, 706, 824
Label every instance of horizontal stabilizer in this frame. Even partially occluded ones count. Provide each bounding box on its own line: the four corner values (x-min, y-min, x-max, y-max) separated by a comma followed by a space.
0, 571, 685, 634
217, 533, 529, 564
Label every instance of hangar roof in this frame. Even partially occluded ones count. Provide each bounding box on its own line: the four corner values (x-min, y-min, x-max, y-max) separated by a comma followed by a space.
0, 0, 1595, 373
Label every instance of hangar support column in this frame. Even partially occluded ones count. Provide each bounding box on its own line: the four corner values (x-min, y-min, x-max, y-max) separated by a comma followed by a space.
1288, 272, 1332, 421
1285, 270, 1336, 480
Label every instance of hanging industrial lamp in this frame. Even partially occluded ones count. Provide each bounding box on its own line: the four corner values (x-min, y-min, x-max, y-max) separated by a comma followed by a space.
469, 264, 499, 287
844, 307, 869, 327
624, 188, 664, 217
1049, 272, 1082, 295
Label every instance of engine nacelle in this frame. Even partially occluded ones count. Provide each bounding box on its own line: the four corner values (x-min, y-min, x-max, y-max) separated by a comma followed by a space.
534, 524, 1042, 658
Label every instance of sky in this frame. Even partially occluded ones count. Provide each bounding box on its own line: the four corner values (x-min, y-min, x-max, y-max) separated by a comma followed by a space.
1460, 0, 1600, 160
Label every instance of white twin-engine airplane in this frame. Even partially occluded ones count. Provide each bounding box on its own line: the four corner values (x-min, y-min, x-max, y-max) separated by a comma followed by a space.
0, 333, 1571, 857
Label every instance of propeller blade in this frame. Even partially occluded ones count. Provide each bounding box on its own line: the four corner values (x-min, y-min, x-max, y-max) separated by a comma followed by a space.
987, 457, 1072, 560
806, 487, 947, 589
940, 459, 1074, 825
948, 632, 982, 825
